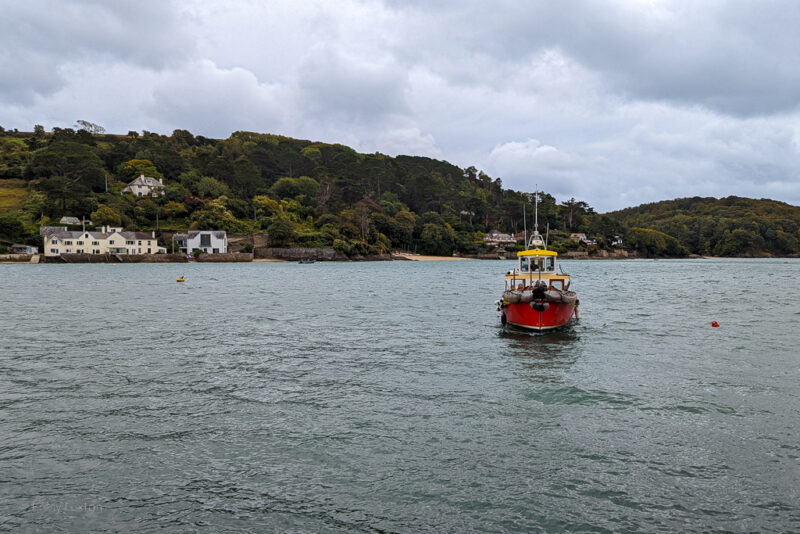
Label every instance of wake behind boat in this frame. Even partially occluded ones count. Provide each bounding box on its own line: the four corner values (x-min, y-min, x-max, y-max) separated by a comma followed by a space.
497, 189, 579, 332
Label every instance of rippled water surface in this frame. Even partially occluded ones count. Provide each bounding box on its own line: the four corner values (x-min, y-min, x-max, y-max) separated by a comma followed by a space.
2, 258, 799, 533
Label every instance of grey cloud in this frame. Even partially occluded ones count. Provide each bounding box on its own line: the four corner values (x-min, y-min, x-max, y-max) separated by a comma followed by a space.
0, 0, 194, 103
295, 46, 409, 124
146, 60, 285, 136
389, 0, 800, 117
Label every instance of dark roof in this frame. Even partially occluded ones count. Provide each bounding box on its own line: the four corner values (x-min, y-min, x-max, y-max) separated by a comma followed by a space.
184, 231, 227, 239
124, 175, 163, 188
46, 229, 155, 240
40, 226, 67, 236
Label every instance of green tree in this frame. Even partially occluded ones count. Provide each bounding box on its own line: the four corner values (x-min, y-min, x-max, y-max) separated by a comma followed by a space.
118, 159, 164, 182
90, 205, 122, 227
267, 217, 297, 246
196, 176, 230, 198
163, 200, 187, 219
31, 141, 105, 191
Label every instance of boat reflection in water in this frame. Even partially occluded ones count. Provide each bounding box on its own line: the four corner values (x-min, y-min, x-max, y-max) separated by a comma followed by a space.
499, 326, 581, 383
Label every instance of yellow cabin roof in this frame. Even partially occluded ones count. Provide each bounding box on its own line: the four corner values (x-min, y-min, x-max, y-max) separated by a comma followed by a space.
517, 249, 558, 257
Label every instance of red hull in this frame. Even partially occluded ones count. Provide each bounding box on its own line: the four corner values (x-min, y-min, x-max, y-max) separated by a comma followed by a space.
502, 301, 576, 331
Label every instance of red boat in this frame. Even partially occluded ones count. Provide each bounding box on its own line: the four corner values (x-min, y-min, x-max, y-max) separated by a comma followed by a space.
497, 221, 579, 332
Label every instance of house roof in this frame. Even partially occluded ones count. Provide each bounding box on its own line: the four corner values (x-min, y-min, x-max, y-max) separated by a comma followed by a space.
46, 230, 155, 241
125, 174, 164, 188
124, 232, 155, 240
40, 226, 67, 236
185, 231, 227, 239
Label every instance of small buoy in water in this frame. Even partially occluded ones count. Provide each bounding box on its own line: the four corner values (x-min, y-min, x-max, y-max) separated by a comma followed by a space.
784, 261, 789, 264
711, 321, 720, 327
177, 276, 185, 282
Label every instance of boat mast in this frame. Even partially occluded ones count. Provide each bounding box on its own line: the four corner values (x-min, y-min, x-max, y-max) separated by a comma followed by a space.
523, 200, 527, 247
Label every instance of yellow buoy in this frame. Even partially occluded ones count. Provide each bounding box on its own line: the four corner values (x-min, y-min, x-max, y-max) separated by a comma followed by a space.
176, 277, 185, 282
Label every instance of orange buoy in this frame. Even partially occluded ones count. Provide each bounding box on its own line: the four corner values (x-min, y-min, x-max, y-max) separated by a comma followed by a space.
711, 321, 720, 327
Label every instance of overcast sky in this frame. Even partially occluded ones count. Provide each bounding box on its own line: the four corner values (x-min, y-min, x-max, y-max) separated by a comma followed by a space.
2, 0, 799, 211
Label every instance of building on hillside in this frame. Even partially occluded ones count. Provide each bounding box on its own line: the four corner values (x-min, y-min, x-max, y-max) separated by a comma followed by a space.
10, 244, 38, 254
122, 174, 165, 197
569, 233, 588, 242
42, 225, 164, 257
612, 235, 623, 247
59, 216, 82, 225
483, 229, 517, 246
174, 231, 228, 255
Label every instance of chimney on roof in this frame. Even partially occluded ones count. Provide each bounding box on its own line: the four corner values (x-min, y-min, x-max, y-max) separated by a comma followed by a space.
151, 231, 155, 238
159, 178, 163, 185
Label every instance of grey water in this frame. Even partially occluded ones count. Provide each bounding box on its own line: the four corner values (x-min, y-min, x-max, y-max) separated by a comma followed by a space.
1, 258, 799, 533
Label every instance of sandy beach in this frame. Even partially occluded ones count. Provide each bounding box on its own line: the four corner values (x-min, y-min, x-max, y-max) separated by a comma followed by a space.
392, 253, 472, 261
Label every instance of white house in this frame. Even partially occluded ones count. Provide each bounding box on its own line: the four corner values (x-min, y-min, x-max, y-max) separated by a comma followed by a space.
483, 229, 517, 246
122, 174, 165, 197
174, 231, 227, 255
42, 225, 163, 257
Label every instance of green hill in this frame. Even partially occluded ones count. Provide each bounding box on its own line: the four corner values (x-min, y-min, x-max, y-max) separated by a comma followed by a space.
0, 127, 590, 256
1, 125, 797, 258
607, 196, 800, 257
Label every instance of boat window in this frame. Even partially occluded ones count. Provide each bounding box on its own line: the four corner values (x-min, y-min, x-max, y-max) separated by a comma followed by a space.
550, 279, 563, 290
520, 257, 530, 271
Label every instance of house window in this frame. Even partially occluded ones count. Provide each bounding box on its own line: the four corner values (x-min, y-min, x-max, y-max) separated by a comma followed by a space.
138, 241, 142, 245
138, 248, 142, 253
109, 240, 115, 245
51, 239, 57, 244
66, 249, 72, 253
147, 248, 151, 253
77, 241, 84, 245
65, 240, 73, 245
50, 248, 58, 254
77, 249, 83, 253
137, 192, 142, 196
200, 234, 211, 247
126, 240, 134, 245
213, 248, 219, 253
93, 250, 100, 254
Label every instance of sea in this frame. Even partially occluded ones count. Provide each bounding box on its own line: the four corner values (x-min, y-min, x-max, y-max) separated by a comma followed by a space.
1, 258, 799, 533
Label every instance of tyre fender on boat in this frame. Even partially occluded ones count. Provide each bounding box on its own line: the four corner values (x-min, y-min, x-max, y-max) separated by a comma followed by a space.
544, 289, 561, 302
531, 301, 550, 311
561, 291, 578, 304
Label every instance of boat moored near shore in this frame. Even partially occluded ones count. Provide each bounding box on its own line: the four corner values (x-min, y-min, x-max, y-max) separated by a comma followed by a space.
497, 189, 579, 332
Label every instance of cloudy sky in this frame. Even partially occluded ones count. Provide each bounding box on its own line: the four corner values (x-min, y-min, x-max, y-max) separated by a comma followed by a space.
2, 0, 799, 211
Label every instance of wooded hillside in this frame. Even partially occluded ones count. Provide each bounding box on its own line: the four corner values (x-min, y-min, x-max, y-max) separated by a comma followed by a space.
0, 126, 595, 256
1, 125, 798, 257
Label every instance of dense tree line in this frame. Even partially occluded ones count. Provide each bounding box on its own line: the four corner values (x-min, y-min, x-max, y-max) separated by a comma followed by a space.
607, 196, 800, 257
1, 126, 798, 257
0, 127, 597, 256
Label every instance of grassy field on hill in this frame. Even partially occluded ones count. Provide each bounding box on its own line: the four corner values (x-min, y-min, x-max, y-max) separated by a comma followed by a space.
0, 179, 26, 215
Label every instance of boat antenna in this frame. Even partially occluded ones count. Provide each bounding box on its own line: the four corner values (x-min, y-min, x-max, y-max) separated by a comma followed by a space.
545, 222, 549, 249
523, 198, 527, 247
534, 184, 539, 234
